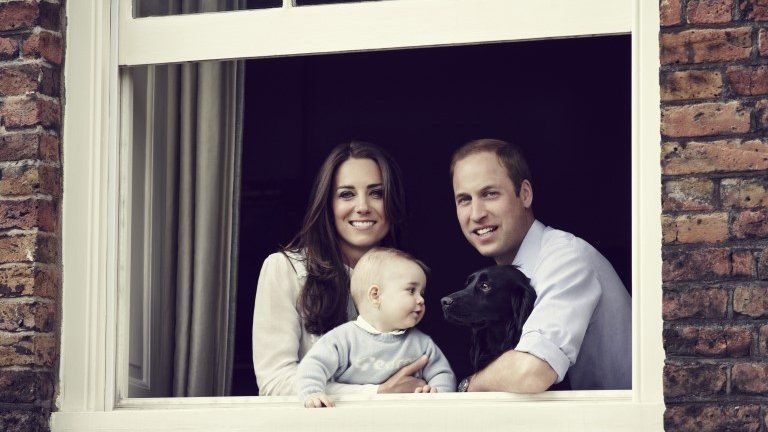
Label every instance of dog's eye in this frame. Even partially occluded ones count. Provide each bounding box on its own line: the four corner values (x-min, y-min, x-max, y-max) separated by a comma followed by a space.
479, 282, 491, 293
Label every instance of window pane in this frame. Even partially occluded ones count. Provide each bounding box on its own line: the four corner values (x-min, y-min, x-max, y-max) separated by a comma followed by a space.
134, 0, 280, 18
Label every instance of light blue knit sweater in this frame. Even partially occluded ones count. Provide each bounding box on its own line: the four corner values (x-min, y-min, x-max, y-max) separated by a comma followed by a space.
295, 321, 456, 402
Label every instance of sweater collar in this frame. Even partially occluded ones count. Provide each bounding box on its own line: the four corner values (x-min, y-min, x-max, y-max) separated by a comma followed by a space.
354, 315, 406, 335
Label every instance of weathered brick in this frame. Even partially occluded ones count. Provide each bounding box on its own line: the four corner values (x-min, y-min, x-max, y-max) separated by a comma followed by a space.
0, 265, 57, 298
760, 324, 768, 355
760, 251, 768, 280
21, 31, 61, 65
0, 410, 47, 432
760, 28, 768, 56
721, 178, 768, 208
661, 70, 723, 101
733, 209, 768, 238
732, 249, 756, 276
664, 325, 752, 356
0, 164, 60, 197
756, 99, 768, 129
664, 362, 727, 397
661, 102, 750, 137
663, 248, 732, 281
0, 332, 55, 367
0, 370, 54, 404
0, 300, 54, 332
661, 0, 683, 26
663, 288, 728, 319
1, 97, 60, 129
0, 37, 19, 60
664, 404, 761, 432
663, 178, 715, 211
687, 0, 734, 23
662, 213, 728, 244
726, 66, 768, 96
0, 64, 43, 96
0, 234, 57, 264
740, 0, 768, 20
0, 2, 39, 32
0, 134, 59, 163
661, 139, 768, 174
732, 363, 768, 393
734, 285, 768, 317
660, 27, 752, 65
0, 199, 57, 231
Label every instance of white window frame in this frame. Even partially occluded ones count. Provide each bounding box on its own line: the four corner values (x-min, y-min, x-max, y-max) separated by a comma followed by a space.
54, 0, 664, 430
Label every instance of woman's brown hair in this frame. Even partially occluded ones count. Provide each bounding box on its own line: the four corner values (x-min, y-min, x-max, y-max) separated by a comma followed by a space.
284, 141, 408, 335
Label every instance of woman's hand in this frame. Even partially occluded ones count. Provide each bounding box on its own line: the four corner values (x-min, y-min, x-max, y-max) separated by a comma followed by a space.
377, 355, 428, 393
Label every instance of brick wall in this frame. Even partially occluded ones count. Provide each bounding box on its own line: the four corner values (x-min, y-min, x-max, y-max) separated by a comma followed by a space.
660, 0, 768, 430
0, 1, 62, 431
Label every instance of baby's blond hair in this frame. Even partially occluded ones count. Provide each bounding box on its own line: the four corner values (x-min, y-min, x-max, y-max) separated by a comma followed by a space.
350, 248, 429, 308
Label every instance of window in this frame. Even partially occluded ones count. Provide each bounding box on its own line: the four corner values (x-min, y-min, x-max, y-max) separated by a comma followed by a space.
55, 0, 664, 430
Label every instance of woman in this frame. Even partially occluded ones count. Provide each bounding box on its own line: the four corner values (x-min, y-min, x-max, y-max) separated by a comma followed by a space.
252, 141, 426, 396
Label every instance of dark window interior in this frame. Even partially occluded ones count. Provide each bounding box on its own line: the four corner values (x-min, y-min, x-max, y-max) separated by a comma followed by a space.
233, 35, 632, 395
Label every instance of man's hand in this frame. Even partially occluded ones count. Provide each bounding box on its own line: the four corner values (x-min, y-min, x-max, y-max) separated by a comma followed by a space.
414, 384, 438, 393
377, 355, 428, 393
468, 350, 557, 393
304, 393, 334, 408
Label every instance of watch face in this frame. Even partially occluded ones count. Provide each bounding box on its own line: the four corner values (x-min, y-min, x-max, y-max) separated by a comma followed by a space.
458, 378, 469, 392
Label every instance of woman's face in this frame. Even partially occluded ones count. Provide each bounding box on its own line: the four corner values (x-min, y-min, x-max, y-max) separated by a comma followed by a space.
332, 157, 390, 266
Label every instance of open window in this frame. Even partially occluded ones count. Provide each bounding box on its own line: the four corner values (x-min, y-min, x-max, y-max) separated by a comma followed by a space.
56, 0, 664, 430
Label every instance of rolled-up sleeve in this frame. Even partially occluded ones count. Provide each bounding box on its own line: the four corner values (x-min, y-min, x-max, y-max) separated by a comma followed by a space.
515, 241, 602, 384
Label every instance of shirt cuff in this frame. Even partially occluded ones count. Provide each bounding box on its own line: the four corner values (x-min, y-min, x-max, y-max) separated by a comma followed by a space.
515, 331, 570, 384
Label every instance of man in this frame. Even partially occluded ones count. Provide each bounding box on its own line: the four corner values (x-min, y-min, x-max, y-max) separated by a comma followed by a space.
450, 139, 631, 392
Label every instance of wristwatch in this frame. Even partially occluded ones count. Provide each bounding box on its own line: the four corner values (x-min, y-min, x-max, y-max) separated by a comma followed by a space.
457, 376, 472, 392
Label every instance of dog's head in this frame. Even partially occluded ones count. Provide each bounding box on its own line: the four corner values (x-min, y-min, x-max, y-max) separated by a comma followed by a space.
441, 265, 536, 331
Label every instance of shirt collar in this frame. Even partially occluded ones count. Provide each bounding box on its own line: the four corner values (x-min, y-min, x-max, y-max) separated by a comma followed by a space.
354, 315, 406, 335
511, 219, 545, 278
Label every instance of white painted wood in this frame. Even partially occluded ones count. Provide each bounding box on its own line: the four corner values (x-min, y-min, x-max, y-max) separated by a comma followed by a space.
57, 0, 665, 429
118, 0, 632, 66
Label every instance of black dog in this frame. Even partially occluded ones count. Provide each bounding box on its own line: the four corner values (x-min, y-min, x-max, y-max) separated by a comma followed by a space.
441, 265, 536, 373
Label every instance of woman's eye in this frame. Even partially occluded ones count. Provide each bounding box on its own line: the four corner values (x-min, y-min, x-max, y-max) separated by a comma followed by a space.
370, 189, 383, 199
339, 191, 354, 199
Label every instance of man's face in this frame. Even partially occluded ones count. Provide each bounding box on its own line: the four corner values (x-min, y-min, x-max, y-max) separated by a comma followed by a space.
452, 151, 533, 265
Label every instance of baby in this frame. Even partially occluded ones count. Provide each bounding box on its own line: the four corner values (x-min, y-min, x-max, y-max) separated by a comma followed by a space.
296, 247, 456, 407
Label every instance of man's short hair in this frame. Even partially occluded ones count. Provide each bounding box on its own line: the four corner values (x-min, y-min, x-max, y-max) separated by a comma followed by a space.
350, 247, 429, 307
450, 138, 532, 195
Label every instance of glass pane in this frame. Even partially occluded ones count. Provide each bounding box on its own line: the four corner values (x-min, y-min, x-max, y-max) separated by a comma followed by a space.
135, 0, 281, 18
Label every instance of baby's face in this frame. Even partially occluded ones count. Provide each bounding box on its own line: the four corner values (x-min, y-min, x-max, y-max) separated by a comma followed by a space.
377, 259, 427, 332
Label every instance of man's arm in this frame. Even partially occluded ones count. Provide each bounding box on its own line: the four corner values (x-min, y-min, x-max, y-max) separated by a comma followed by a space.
467, 349, 556, 393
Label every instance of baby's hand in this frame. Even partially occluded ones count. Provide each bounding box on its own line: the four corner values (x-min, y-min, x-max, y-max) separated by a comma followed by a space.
414, 385, 438, 393
304, 393, 334, 408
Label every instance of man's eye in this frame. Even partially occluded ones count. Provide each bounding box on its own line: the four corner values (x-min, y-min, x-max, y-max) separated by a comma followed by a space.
456, 196, 470, 206
484, 191, 499, 198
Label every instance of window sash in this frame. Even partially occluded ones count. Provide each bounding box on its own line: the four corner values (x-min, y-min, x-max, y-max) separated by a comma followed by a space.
58, 0, 663, 429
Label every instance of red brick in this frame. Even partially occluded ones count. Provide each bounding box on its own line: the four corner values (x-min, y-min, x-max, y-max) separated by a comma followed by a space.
661, 70, 723, 101
663, 362, 727, 397
760, 324, 768, 355
0, 300, 54, 332
733, 209, 768, 238
21, 31, 61, 65
0, 2, 39, 32
760, 251, 768, 280
0, 333, 55, 367
1, 97, 60, 129
740, 0, 768, 20
732, 363, 768, 393
756, 99, 768, 129
662, 213, 728, 244
663, 178, 715, 211
726, 66, 768, 96
663, 288, 728, 319
732, 249, 756, 276
664, 405, 761, 432
0, 234, 57, 264
661, 139, 768, 174
721, 178, 768, 208
687, 0, 734, 23
0, 410, 47, 432
661, 102, 750, 137
0, 64, 49, 97
660, 27, 752, 65
760, 28, 768, 56
661, 0, 683, 26
39, 1, 59, 31
664, 325, 752, 356
663, 248, 732, 281
0, 265, 57, 298
0, 134, 59, 163
734, 285, 768, 317
0, 199, 56, 232
0, 370, 54, 404
0, 37, 19, 60
0, 164, 60, 197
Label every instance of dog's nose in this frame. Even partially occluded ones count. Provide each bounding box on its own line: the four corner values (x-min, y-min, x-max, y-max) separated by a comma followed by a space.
441, 297, 453, 307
